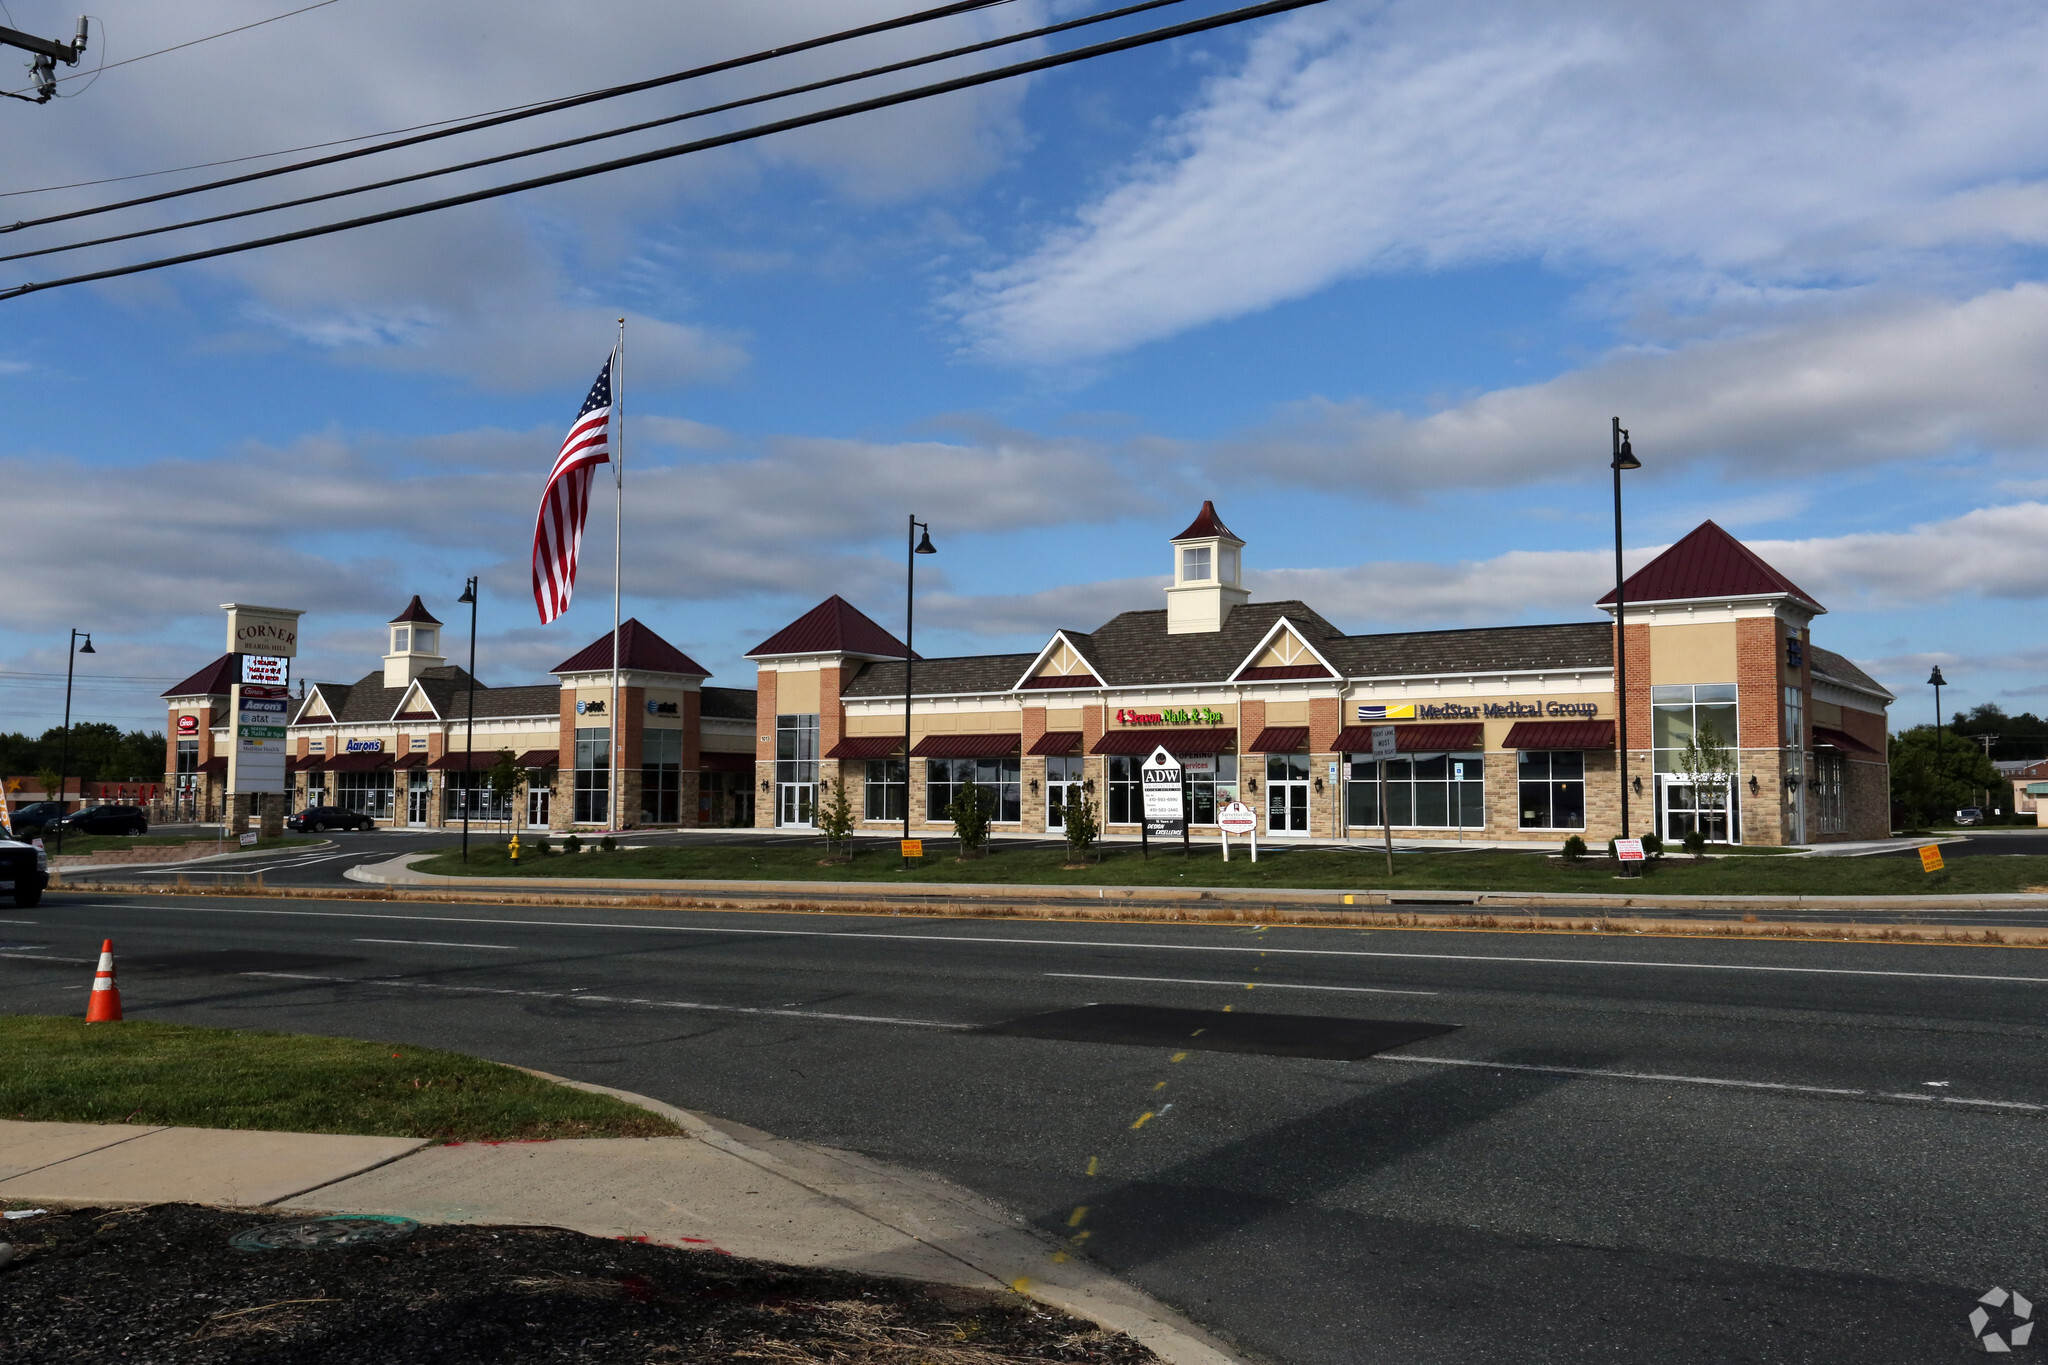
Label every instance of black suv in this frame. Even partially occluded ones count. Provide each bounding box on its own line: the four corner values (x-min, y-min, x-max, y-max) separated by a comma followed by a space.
53, 804, 149, 836
287, 805, 375, 833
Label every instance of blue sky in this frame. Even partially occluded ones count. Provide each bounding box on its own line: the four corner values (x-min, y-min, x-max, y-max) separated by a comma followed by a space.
5, 0, 2048, 735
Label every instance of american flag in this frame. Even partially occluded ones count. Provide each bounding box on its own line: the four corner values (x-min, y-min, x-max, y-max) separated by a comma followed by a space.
531, 356, 613, 624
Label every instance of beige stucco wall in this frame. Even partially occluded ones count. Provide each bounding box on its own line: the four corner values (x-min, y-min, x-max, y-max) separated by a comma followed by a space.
1647, 621, 1738, 685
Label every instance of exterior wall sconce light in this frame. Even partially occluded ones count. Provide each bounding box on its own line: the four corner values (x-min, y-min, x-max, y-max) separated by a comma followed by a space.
1314, 777, 1324, 793
1748, 775, 1761, 795
1631, 775, 1643, 796
1247, 777, 1259, 793
1028, 778, 1039, 794
759, 778, 771, 793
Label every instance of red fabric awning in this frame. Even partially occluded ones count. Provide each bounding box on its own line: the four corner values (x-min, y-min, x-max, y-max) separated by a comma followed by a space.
517, 749, 560, 768
1333, 723, 1484, 753
426, 752, 491, 772
826, 736, 902, 760
394, 752, 431, 769
1247, 726, 1310, 753
323, 752, 393, 772
911, 734, 1021, 759
699, 751, 753, 773
1813, 725, 1881, 756
1028, 731, 1084, 756
1502, 720, 1615, 750
1092, 729, 1237, 756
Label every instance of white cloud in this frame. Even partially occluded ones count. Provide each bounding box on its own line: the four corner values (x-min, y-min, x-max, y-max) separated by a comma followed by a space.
955, 0, 2048, 364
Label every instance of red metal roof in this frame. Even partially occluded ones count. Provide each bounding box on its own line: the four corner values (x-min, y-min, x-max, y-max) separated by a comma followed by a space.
1020, 673, 1101, 690
394, 752, 430, 769
1028, 731, 1084, 756
323, 752, 393, 771
1093, 729, 1237, 756
551, 618, 710, 677
1813, 725, 1881, 756
1333, 723, 1483, 753
1238, 664, 1332, 681
162, 654, 236, 698
826, 736, 903, 759
1597, 521, 1821, 609
747, 595, 913, 659
1247, 726, 1311, 753
389, 595, 443, 626
911, 734, 1021, 759
427, 751, 491, 771
516, 749, 560, 768
1503, 720, 1615, 750
1171, 500, 1240, 542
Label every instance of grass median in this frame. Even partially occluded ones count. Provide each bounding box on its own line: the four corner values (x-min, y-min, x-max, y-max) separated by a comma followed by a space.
0, 1016, 679, 1141
416, 838, 2048, 896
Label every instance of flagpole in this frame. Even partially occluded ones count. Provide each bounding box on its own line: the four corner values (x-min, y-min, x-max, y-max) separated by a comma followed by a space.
611, 316, 624, 833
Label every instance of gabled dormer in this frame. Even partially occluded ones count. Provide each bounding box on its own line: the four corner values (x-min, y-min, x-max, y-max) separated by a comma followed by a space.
1014, 631, 1105, 691
383, 596, 446, 688
1165, 501, 1250, 635
390, 677, 445, 722
1230, 616, 1337, 682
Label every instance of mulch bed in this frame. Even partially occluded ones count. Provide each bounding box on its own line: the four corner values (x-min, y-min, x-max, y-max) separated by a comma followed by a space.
0, 1203, 1160, 1364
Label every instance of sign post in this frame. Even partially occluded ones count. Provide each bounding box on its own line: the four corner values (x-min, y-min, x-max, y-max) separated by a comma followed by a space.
1217, 800, 1257, 862
1141, 746, 1184, 863
1372, 725, 1397, 878
220, 605, 302, 841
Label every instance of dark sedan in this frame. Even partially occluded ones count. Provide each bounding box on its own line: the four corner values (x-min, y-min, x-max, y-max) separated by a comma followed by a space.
287, 805, 374, 833
53, 804, 149, 836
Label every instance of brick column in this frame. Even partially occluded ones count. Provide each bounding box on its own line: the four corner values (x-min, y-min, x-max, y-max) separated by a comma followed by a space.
753, 670, 778, 829
1737, 616, 1785, 842
682, 688, 704, 825
551, 689, 577, 831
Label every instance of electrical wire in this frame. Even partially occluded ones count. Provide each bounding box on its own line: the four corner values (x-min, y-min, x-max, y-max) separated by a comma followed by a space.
0, 0, 1189, 266
0, 0, 1326, 300
0, 0, 340, 99
1, 0, 1019, 234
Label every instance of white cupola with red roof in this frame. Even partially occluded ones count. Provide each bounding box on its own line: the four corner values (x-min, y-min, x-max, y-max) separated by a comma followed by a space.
1165, 501, 1249, 635
383, 596, 446, 688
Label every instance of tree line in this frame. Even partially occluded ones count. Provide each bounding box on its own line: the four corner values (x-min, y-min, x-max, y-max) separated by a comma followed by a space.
0, 723, 168, 788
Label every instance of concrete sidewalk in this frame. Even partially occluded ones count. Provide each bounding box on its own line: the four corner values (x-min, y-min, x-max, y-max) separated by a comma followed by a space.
0, 1076, 1240, 1365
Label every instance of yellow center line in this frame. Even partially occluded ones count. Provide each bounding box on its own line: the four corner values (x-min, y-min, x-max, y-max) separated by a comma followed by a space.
1131, 1111, 1156, 1129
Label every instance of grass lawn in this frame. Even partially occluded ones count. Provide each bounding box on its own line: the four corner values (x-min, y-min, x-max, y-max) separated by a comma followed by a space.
0, 1016, 679, 1141
37, 833, 317, 858
416, 839, 2048, 896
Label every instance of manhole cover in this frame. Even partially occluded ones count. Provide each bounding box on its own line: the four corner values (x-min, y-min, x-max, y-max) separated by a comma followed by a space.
230, 1214, 418, 1252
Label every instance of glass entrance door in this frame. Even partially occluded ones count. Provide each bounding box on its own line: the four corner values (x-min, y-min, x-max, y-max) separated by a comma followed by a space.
407, 770, 430, 826
1659, 773, 1737, 844
1265, 754, 1311, 834
1045, 754, 1083, 830
527, 783, 550, 829
777, 783, 814, 828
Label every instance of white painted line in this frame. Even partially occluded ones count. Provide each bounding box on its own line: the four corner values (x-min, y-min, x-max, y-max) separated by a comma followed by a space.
1373, 1054, 2048, 1113
240, 971, 971, 1031
1046, 971, 1436, 996
355, 937, 519, 951
0, 950, 77, 963
0, 918, 38, 924
76, 902, 2048, 987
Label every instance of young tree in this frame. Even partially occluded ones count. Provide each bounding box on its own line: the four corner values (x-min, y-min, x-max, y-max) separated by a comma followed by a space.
815, 774, 857, 859
1060, 781, 1100, 863
946, 779, 995, 857
1674, 718, 1737, 842
487, 749, 522, 839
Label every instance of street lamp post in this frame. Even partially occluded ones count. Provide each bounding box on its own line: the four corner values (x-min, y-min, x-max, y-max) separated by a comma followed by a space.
903, 517, 936, 850
52, 629, 94, 855
458, 578, 479, 863
1611, 419, 1641, 851
1928, 665, 1947, 818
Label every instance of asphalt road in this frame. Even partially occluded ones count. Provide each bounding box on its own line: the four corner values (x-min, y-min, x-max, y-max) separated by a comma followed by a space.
6, 888, 2045, 1362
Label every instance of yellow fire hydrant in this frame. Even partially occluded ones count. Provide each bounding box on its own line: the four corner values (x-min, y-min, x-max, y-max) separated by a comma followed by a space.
508, 833, 520, 862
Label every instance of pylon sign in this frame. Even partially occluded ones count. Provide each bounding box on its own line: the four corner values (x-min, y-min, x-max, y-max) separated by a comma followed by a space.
1141, 745, 1184, 837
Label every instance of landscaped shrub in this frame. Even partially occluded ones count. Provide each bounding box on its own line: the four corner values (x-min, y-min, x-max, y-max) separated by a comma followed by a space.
532, 834, 552, 855
1683, 830, 1707, 858
599, 834, 616, 853
1561, 835, 1587, 861
1642, 832, 1664, 859
563, 833, 582, 854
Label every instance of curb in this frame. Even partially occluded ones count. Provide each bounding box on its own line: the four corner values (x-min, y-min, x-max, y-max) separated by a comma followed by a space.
519, 1068, 1249, 1365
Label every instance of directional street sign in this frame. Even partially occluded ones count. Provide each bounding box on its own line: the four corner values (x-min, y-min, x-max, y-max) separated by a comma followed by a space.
1141, 744, 1185, 837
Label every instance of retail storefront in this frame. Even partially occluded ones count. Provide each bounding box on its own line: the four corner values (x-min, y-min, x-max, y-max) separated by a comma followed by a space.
745, 505, 1893, 845
163, 598, 756, 830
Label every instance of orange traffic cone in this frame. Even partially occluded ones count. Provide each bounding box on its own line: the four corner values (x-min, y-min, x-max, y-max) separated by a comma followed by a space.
85, 939, 122, 1023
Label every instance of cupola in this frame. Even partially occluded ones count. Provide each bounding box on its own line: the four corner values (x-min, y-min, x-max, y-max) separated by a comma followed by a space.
1165, 500, 1250, 634
383, 596, 446, 687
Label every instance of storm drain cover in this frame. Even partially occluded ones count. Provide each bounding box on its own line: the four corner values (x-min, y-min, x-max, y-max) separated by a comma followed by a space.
230, 1215, 419, 1252
977, 1003, 1458, 1060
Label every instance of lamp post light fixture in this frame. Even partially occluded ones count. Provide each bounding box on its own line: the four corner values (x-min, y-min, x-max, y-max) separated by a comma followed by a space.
457, 578, 479, 863
1611, 418, 1641, 848
903, 516, 936, 848
1928, 664, 1948, 810
53, 629, 94, 856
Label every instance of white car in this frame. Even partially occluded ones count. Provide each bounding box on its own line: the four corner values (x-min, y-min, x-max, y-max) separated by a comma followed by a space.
0, 834, 49, 907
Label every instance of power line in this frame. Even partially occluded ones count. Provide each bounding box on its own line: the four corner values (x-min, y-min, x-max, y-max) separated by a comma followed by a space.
1, 0, 1018, 234
0, 0, 1189, 267
1, 0, 341, 99
1, 0, 1327, 300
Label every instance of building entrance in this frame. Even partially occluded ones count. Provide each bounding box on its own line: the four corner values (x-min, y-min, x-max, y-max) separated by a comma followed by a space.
777, 783, 814, 828
407, 770, 430, 826
527, 784, 550, 829
1658, 773, 1738, 844
1265, 753, 1310, 834
1045, 754, 1083, 831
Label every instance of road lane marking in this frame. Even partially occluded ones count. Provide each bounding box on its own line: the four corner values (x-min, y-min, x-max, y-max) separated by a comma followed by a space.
1045, 971, 1436, 996
1374, 1054, 2048, 1113
355, 938, 519, 951
72, 903, 2048, 987
237, 971, 969, 1031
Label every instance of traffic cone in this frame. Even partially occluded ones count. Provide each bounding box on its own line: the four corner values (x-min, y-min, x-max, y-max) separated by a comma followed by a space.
85, 939, 122, 1023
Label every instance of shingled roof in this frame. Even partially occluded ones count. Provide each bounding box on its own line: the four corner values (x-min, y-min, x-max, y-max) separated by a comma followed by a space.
292, 668, 559, 726
1598, 521, 1822, 611
1809, 645, 1893, 701
163, 654, 237, 698
701, 686, 757, 720
748, 595, 914, 660
551, 619, 710, 677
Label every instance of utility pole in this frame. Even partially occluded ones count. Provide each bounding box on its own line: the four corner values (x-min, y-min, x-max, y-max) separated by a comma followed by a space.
1, 17, 88, 103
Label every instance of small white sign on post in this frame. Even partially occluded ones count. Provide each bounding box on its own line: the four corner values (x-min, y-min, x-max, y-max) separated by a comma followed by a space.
239, 831, 258, 847
1371, 725, 1397, 759
1217, 799, 1258, 861
1615, 838, 1646, 862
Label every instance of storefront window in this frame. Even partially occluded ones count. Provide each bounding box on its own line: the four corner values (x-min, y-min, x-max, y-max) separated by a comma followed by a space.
1651, 684, 1739, 773
574, 726, 610, 824
1182, 754, 1237, 824
864, 759, 905, 821
1348, 753, 1484, 828
1813, 751, 1846, 833
775, 714, 818, 827
306, 770, 326, 805
443, 773, 513, 822
926, 757, 1021, 823
642, 729, 682, 824
1517, 751, 1585, 829
175, 739, 198, 775
335, 770, 395, 820
1106, 755, 1140, 824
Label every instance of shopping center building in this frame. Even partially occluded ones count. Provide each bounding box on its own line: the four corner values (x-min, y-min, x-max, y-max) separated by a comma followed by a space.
162, 600, 757, 830
747, 504, 1894, 845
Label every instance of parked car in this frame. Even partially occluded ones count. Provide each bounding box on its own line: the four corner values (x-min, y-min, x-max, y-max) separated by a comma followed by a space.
53, 804, 149, 836
0, 831, 48, 906
287, 805, 374, 833
1954, 807, 1986, 826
